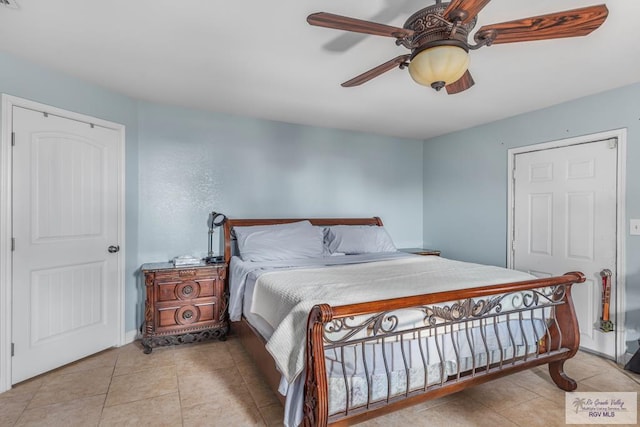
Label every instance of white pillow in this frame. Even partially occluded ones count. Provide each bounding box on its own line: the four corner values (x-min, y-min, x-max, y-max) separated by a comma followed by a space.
234, 220, 324, 262
325, 225, 397, 254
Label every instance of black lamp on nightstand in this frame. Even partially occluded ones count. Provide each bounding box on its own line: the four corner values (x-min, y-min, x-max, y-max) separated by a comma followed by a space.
205, 211, 227, 263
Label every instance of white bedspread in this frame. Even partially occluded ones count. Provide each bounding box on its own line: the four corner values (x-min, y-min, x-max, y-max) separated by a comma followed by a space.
228, 252, 410, 322
250, 256, 534, 383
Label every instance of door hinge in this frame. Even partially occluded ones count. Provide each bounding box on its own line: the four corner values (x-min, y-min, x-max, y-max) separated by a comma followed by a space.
11, 343, 14, 357
11, 132, 15, 146
608, 139, 618, 149
11, 237, 15, 251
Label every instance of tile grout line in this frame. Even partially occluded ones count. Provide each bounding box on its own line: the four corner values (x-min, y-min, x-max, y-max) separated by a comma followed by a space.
12, 383, 39, 426
235, 361, 268, 425
97, 352, 120, 425
173, 347, 186, 427
231, 343, 272, 426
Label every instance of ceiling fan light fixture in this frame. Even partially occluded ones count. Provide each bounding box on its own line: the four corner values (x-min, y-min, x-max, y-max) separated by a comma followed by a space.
308, 3, 608, 93
408, 45, 469, 91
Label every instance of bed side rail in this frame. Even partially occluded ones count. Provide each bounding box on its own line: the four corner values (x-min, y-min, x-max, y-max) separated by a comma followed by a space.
303, 272, 585, 426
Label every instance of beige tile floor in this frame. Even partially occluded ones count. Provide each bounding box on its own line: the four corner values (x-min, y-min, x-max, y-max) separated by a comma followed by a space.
1, 335, 638, 426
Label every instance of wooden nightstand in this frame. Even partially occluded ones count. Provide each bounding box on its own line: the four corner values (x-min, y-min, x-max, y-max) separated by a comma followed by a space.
140, 262, 228, 353
399, 248, 441, 256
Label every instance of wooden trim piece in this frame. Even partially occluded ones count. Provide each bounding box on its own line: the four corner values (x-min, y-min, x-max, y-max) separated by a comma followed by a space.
330, 271, 585, 319
0, 95, 13, 393
303, 305, 332, 427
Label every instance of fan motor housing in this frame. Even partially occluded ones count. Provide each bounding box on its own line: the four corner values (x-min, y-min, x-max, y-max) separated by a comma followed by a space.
404, 3, 477, 58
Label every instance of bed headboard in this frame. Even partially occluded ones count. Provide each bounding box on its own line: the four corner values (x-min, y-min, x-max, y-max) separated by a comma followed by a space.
222, 217, 383, 264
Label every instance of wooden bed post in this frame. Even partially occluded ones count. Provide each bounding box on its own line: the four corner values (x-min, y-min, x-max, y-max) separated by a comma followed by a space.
303, 304, 333, 427
548, 271, 585, 391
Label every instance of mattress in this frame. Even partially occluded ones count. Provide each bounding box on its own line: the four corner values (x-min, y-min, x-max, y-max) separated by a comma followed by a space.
324, 318, 546, 414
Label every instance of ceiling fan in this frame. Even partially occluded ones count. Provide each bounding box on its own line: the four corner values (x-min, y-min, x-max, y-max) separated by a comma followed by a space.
307, 0, 608, 94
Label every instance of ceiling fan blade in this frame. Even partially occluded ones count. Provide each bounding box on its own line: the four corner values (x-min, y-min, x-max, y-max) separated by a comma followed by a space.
446, 70, 475, 94
341, 55, 411, 87
444, 0, 492, 24
475, 4, 608, 45
307, 12, 414, 39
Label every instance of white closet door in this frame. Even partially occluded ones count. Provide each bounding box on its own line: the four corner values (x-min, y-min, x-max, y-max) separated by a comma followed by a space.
12, 106, 121, 383
513, 139, 617, 358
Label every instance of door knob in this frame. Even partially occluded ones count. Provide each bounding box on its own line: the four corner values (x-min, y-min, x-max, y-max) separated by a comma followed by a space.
108, 245, 120, 253
600, 269, 612, 278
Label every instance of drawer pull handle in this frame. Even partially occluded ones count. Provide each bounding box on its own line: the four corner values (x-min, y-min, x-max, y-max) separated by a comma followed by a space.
175, 306, 199, 324
176, 282, 199, 300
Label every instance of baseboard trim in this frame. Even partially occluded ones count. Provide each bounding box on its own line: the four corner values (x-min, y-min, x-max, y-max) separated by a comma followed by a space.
124, 329, 139, 345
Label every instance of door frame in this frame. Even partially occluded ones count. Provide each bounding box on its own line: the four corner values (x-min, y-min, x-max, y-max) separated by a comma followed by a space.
506, 129, 627, 363
0, 94, 126, 392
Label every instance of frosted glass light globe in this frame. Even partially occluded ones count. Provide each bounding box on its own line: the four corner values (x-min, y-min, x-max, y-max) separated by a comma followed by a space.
408, 45, 470, 90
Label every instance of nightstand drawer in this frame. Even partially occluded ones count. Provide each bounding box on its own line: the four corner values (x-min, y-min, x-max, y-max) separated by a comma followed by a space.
157, 300, 217, 329
156, 278, 216, 302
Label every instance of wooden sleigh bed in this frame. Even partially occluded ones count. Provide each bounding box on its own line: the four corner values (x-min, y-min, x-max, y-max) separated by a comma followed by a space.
223, 217, 585, 426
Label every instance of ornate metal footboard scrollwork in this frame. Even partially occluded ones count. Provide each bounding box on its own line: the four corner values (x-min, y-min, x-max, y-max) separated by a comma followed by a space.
303, 272, 585, 426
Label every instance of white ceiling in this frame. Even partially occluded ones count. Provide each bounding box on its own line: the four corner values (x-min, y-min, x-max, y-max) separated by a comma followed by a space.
1, 0, 638, 140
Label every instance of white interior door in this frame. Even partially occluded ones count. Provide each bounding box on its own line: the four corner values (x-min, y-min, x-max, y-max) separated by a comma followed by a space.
12, 106, 122, 383
513, 139, 617, 359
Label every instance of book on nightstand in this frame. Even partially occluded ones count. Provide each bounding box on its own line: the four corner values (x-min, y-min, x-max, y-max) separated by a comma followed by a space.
172, 255, 203, 266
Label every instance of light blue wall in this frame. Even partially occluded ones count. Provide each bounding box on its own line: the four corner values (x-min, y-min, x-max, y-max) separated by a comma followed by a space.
137, 100, 424, 260
423, 82, 640, 353
0, 53, 141, 337
135, 102, 423, 331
